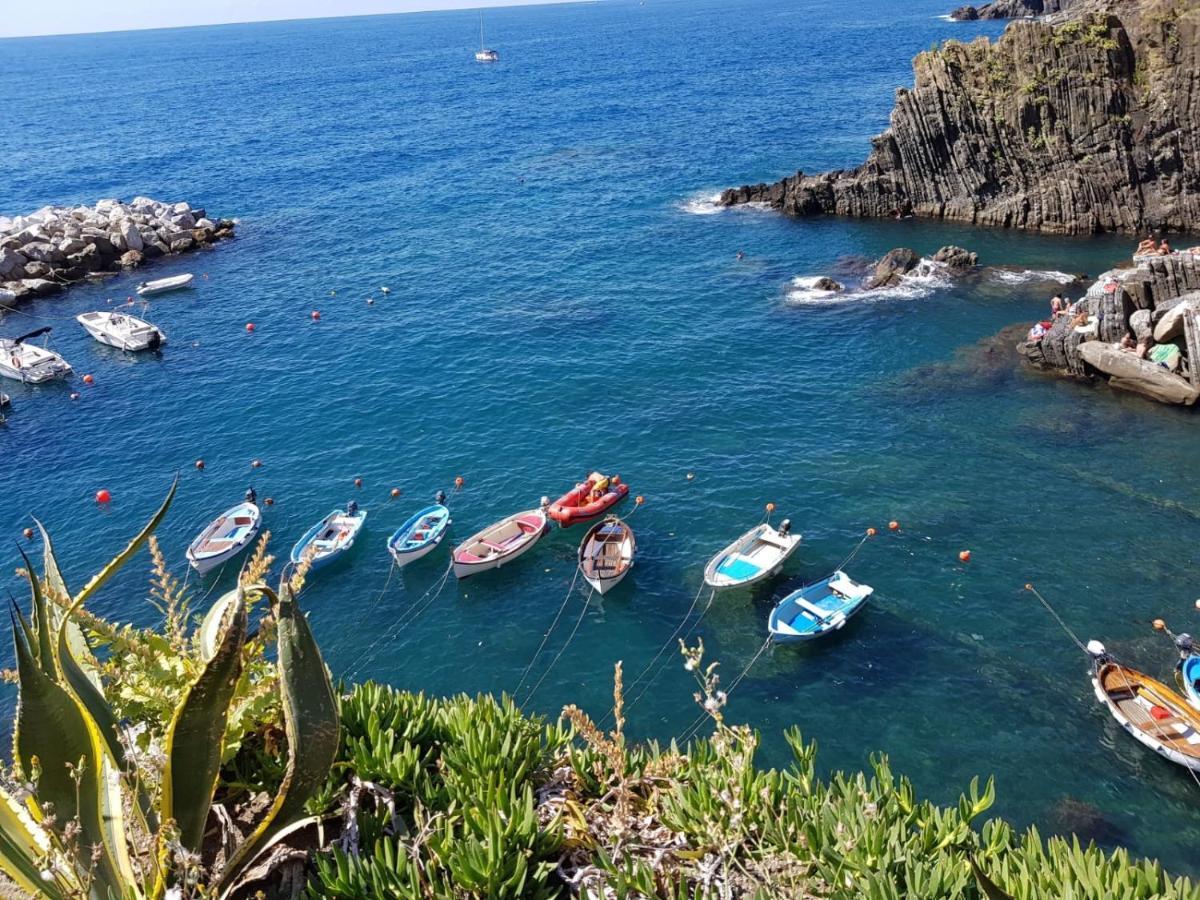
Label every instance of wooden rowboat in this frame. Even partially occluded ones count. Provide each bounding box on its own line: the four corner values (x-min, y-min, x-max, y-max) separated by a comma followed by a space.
187, 500, 261, 575
452, 508, 548, 579
578, 516, 635, 595
704, 520, 801, 590
1087, 641, 1200, 773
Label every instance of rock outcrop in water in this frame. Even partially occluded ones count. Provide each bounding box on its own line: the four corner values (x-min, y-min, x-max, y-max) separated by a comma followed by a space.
1019, 250, 1200, 404
950, 0, 1069, 20
0, 197, 235, 307
721, 0, 1200, 234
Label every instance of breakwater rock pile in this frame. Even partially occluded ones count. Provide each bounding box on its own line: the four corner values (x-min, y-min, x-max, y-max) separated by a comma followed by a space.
0, 197, 234, 306
721, 0, 1200, 234
1019, 252, 1200, 404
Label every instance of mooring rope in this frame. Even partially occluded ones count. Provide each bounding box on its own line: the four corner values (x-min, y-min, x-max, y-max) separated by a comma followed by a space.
513, 566, 581, 699
345, 561, 453, 682
523, 583, 595, 706
1025, 583, 1088, 654
676, 635, 773, 746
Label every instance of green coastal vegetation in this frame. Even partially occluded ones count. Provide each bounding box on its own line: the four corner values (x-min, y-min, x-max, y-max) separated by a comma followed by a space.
0, 487, 1197, 898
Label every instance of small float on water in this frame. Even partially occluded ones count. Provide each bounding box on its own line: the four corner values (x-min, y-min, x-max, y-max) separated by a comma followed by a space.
76, 311, 165, 351
1087, 641, 1200, 773
452, 508, 548, 579
388, 494, 452, 567
547, 471, 629, 527
290, 503, 367, 571
767, 570, 874, 643
578, 516, 635, 595
0, 328, 72, 383
137, 273, 194, 296
704, 519, 801, 590
186, 490, 261, 575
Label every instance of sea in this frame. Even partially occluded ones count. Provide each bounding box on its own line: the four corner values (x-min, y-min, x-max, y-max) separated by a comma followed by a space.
2, 0, 1198, 873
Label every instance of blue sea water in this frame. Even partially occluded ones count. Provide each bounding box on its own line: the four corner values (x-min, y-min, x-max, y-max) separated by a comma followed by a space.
3, 0, 1200, 874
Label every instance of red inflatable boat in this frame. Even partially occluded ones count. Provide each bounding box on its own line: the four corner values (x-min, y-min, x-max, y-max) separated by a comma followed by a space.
547, 472, 629, 527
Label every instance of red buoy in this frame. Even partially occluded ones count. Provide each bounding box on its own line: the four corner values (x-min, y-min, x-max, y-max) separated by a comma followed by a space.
959, 550, 972, 563
195, 459, 205, 470
390, 487, 401, 498
22, 527, 33, 539
264, 497, 275, 506
311, 310, 321, 321
454, 475, 465, 489
82, 374, 95, 385
867, 527, 877, 536
354, 477, 363, 488
888, 520, 900, 531
246, 322, 256, 332
96, 489, 112, 504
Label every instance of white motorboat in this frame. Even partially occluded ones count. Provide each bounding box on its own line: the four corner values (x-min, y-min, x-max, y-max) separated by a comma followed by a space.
0, 328, 73, 383
136, 273, 194, 296
76, 310, 166, 351
475, 13, 499, 62
704, 519, 801, 590
186, 494, 262, 575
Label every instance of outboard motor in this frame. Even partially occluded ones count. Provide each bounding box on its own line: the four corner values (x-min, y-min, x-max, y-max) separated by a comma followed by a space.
347, 500, 359, 516
1176, 633, 1195, 657
540, 495, 551, 509
245, 486, 258, 505
147, 331, 162, 351
435, 489, 447, 505
778, 518, 792, 537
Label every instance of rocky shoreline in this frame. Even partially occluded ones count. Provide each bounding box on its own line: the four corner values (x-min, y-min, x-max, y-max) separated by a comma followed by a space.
0, 197, 235, 308
721, 0, 1200, 234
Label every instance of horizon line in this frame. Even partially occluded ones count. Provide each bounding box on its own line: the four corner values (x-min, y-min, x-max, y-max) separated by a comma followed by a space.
0, 0, 598, 41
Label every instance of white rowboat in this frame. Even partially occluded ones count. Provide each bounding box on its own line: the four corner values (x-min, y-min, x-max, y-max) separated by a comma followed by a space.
452, 509, 547, 579
578, 516, 635, 595
76, 311, 166, 351
137, 273, 194, 296
187, 501, 261, 575
704, 520, 801, 590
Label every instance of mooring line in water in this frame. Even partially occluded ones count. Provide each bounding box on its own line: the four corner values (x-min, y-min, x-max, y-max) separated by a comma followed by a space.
523, 584, 595, 706
388, 564, 457, 653
1025, 583, 1088, 655
360, 556, 399, 622
513, 566, 581, 700
676, 635, 773, 746
345, 562, 453, 682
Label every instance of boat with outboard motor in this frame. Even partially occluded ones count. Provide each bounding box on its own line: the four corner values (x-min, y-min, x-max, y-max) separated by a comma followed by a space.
547, 471, 629, 527
1087, 640, 1200, 773
704, 519, 801, 590
0, 328, 72, 383
452, 508, 548, 579
77, 310, 166, 351
290, 503, 367, 571
186, 489, 262, 575
578, 516, 635, 595
388, 493, 452, 567
768, 570, 874, 643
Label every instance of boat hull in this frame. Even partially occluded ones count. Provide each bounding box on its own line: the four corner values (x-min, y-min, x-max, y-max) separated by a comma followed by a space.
290, 509, 367, 571
452, 509, 547, 579
187, 502, 261, 575
768, 571, 873, 643
1090, 655, 1200, 774
548, 473, 629, 527
388, 504, 452, 568
77, 313, 165, 351
704, 523, 801, 590
137, 274, 194, 295
578, 517, 635, 595
0, 342, 72, 383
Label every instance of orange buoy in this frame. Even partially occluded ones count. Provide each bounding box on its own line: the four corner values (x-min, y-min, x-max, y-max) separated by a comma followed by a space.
22, 527, 33, 539
635, 495, 645, 505
82, 374, 94, 385
195, 459, 205, 470
354, 477, 363, 488
96, 489, 112, 504
390, 487, 401, 498
765, 502, 775, 513
867, 527, 877, 537
246, 322, 256, 332
888, 520, 900, 531
251, 459, 262, 468
311, 310, 321, 321
454, 475, 465, 489
264, 497, 275, 506
1153, 618, 1166, 631
959, 550, 972, 563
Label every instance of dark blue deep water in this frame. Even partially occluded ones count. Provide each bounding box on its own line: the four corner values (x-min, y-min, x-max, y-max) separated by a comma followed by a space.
3, 0, 1199, 873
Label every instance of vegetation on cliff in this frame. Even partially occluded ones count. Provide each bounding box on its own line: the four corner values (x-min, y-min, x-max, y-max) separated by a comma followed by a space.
1, 487, 1198, 898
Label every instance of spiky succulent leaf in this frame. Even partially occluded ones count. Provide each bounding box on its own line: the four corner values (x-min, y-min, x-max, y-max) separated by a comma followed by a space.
198, 590, 240, 662
0, 786, 72, 898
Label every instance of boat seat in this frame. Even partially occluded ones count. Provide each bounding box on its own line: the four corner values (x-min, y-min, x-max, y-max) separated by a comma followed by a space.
793, 597, 834, 620
482, 540, 508, 552
717, 556, 761, 581
759, 534, 794, 550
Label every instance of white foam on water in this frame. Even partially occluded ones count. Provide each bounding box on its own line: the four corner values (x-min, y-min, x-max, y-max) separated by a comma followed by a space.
785, 276, 845, 305
857, 258, 952, 300
679, 192, 725, 215
989, 268, 1077, 285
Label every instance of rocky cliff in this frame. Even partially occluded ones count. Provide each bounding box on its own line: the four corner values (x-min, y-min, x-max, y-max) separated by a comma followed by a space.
721, 0, 1200, 234
950, 0, 1068, 21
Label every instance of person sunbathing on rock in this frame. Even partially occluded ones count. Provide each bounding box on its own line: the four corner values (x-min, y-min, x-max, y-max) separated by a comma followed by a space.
1158, 238, 1172, 256
1050, 294, 1066, 316
1136, 236, 1157, 256
1119, 334, 1137, 351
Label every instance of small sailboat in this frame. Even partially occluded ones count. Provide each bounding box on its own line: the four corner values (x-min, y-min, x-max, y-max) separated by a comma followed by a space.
578, 516, 635, 595
1087, 641, 1200, 773
768, 571, 874, 643
76, 310, 165, 351
547, 472, 629, 527
136, 273, 194, 296
186, 490, 262, 575
452, 508, 547, 579
704, 520, 801, 590
290, 503, 367, 571
0, 328, 73, 383
388, 494, 452, 567
475, 13, 499, 62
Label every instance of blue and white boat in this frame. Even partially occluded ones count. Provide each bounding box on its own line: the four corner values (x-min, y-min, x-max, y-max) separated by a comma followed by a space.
1176, 635, 1200, 712
767, 570, 874, 643
703, 520, 801, 590
387, 503, 452, 567
290, 505, 367, 571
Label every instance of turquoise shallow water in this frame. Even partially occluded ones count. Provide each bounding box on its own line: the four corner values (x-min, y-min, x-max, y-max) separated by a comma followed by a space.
3, 0, 1200, 873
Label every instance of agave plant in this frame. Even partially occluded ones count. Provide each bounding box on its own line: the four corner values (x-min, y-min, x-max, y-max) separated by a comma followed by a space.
0, 480, 339, 899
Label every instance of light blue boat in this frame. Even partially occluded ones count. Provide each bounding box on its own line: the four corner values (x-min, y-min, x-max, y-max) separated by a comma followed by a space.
767, 570, 874, 644
290, 506, 367, 571
387, 503, 452, 567
1179, 652, 1200, 713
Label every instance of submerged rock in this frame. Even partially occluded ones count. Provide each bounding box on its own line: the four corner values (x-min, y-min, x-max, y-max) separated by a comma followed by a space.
812, 276, 844, 292
865, 248, 921, 289
933, 245, 979, 268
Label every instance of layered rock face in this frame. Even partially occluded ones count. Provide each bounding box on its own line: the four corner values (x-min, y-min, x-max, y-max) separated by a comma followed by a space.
951, 0, 1069, 21
0, 197, 235, 305
722, 1, 1200, 234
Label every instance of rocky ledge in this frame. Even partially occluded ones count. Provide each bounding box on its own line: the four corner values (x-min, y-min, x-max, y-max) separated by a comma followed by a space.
0, 197, 235, 307
950, 0, 1067, 21
721, 0, 1200, 234
1019, 251, 1200, 404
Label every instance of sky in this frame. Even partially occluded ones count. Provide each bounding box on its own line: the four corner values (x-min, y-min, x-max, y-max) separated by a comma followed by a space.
0, 0, 582, 39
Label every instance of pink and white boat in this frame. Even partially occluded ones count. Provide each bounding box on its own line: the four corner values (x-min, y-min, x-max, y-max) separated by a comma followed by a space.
452, 508, 548, 579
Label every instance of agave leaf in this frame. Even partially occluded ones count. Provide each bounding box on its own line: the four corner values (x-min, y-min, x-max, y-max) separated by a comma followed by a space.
969, 854, 1015, 900
218, 581, 339, 889
34, 518, 72, 604
71, 476, 177, 609
160, 591, 247, 853
12, 606, 130, 896
19, 549, 56, 679
0, 785, 73, 898
216, 814, 328, 900
198, 590, 240, 662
